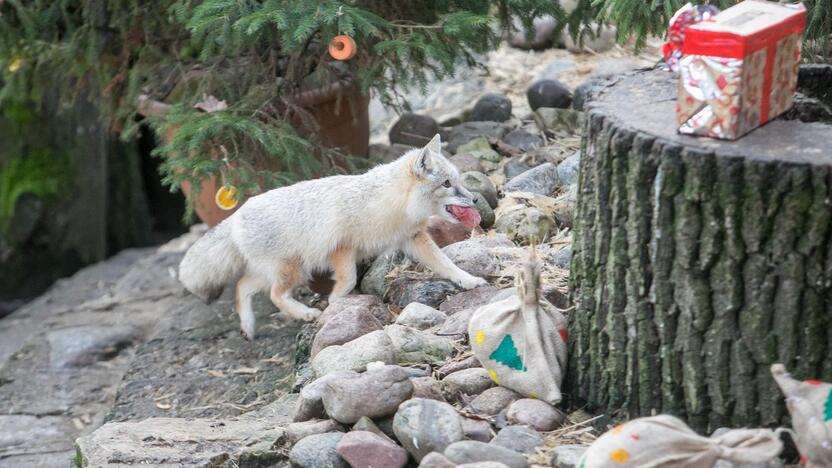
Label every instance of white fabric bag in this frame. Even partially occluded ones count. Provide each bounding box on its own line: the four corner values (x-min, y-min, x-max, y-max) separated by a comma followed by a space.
468, 250, 567, 405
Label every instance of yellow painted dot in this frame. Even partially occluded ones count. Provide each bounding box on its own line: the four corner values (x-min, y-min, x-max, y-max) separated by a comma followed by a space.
610, 448, 629, 463
488, 369, 500, 384
474, 329, 486, 345
215, 184, 239, 210
611, 423, 626, 434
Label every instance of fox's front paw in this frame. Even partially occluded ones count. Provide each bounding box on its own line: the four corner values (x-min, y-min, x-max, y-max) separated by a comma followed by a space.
455, 275, 488, 289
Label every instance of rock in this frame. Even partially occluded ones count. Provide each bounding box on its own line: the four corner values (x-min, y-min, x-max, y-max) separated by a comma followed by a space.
46, 325, 142, 368
449, 153, 485, 173
461, 417, 494, 442
553, 184, 577, 228
494, 206, 557, 245
562, 23, 616, 54
504, 162, 559, 197
437, 308, 475, 336
461, 171, 498, 208
390, 113, 440, 147
295, 371, 357, 421
290, 432, 348, 468
353, 416, 395, 442
287, 419, 345, 444
506, 399, 566, 431
551, 245, 571, 269
442, 239, 501, 278
385, 277, 460, 309
370, 143, 416, 164
321, 365, 414, 423
572, 77, 606, 111
468, 387, 521, 415
557, 151, 580, 187
491, 426, 543, 454
360, 250, 405, 297
411, 376, 446, 401
550, 444, 587, 468
504, 158, 534, 179
437, 355, 481, 378
312, 306, 383, 357
427, 216, 477, 248
396, 303, 447, 330
386, 324, 454, 364
447, 122, 508, 153
470, 93, 512, 122
318, 294, 392, 325
474, 194, 496, 229
459, 463, 511, 468
533, 108, 584, 136
75, 414, 288, 467
502, 129, 544, 152
508, 15, 558, 50
442, 368, 495, 401
393, 398, 465, 462
444, 440, 528, 468
419, 452, 457, 468
527, 79, 572, 111
543, 285, 570, 309
534, 58, 576, 82
336, 430, 409, 468
312, 330, 397, 377
439, 285, 505, 314
456, 137, 501, 168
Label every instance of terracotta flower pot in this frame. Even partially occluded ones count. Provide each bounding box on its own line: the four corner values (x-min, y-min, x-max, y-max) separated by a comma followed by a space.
181, 81, 370, 227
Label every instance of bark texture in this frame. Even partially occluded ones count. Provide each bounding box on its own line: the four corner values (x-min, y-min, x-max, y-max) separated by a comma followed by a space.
567, 68, 832, 433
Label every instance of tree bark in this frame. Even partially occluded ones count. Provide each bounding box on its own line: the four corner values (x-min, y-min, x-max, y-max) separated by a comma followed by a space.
566, 68, 832, 433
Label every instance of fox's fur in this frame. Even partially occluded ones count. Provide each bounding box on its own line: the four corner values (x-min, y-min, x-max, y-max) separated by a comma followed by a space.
179, 134, 486, 339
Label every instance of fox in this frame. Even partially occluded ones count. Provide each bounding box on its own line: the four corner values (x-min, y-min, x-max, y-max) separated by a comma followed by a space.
178, 134, 487, 340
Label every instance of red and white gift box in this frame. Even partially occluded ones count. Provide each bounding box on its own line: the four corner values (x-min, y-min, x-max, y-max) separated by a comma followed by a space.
676, 1, 806, 140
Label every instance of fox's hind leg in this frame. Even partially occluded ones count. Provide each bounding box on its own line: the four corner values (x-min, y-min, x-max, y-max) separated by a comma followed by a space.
328, 247, 357, 301
269, 258, 320, 322
236, 274, 264, 340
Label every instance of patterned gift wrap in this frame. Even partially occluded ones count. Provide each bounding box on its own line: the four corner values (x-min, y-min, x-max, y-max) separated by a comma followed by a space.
676, 1, 806, 140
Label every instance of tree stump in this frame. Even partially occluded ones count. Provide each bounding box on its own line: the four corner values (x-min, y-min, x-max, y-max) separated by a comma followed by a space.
566, 66, 832, 433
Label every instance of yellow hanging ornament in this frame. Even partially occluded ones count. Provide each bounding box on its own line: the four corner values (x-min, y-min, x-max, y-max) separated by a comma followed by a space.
214, 184, 239, 210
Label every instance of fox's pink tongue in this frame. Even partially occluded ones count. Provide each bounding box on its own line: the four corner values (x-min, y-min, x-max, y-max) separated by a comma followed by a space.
448, 205, 481, 229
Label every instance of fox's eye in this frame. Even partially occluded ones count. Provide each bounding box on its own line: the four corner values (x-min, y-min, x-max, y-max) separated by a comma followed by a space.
442, 180, 451, 188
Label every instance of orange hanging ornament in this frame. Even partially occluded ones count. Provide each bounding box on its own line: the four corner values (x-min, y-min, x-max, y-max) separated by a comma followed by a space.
328, 35, 357, 61
214, 184, 239, 211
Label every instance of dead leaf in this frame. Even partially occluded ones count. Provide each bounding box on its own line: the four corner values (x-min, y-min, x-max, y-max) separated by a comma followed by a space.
194, 94, 228, 113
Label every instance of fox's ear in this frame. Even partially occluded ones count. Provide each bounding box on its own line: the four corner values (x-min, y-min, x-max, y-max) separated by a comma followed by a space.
414, 145, 435, 178
425, 133, 441, 154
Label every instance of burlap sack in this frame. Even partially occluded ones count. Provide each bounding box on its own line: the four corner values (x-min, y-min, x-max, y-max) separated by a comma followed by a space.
580, 415, 783, 468
771, 364, 832, 467
467, 250, 567, 405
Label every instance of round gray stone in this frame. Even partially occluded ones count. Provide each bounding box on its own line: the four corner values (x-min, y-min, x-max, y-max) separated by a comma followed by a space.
289, 432, 348, 468
393, 398, 465, 462
462, 172, 498, 209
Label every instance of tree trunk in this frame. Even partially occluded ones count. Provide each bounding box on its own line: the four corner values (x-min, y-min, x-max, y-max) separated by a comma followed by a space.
566, 67, 832, 433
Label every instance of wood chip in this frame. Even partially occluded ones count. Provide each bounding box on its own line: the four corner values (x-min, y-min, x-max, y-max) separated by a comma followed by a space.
232, 367, 258, 375
155, 402, 172, 410
207, 370, 225, 378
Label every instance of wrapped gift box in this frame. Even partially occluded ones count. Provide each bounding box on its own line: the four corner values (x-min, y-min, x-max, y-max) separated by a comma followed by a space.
676, 1, 806, 139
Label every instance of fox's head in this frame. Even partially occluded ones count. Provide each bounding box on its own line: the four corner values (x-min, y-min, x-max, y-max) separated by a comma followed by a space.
408, 134, 481, 229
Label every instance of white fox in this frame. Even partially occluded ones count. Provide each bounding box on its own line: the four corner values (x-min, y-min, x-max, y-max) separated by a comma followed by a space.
178, 134, 486, 339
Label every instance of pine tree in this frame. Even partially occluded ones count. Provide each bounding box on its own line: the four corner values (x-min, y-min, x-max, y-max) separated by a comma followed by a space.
0, 0, 570, 218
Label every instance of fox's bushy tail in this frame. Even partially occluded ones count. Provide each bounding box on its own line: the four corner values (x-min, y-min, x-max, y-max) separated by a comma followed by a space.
178, 220, 244, 303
